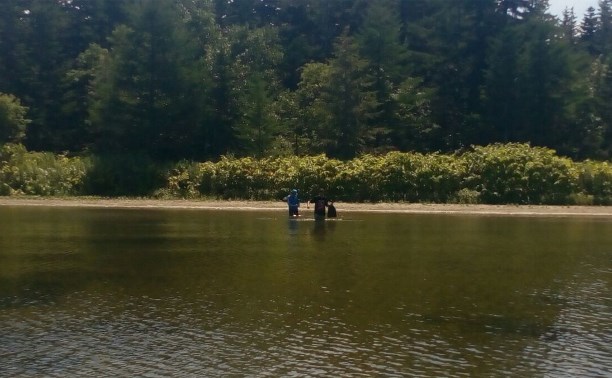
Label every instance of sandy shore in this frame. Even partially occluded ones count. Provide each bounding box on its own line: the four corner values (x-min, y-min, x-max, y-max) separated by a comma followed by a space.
0, 197, 611, 217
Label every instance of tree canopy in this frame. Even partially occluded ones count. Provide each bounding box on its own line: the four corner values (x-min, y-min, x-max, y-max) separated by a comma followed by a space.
0, 0, 611, 160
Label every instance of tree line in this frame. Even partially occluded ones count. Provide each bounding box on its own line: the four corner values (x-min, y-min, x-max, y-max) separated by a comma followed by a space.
1, 0, 612, 162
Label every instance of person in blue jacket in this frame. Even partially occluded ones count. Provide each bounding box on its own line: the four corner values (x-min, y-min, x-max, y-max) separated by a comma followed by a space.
284, 189, 300, 217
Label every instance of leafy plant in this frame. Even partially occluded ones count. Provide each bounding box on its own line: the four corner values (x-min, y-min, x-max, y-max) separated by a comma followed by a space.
0, 143, 89, 195
577, 160, 612, 204
462, 143, 578, 204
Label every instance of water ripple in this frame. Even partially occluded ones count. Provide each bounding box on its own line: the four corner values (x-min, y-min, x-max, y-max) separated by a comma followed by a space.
2, 213, 612, 377
0, 287, 610, 377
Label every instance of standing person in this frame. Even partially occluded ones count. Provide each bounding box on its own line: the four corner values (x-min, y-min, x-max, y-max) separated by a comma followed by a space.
307, 190, 330, 219
284, 189, 300, 217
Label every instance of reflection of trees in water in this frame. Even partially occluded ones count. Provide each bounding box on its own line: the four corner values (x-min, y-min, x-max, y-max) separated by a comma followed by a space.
0, 208, 96, 309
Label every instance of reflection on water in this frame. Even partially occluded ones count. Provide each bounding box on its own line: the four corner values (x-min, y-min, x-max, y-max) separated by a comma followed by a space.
0, 207, 611, 376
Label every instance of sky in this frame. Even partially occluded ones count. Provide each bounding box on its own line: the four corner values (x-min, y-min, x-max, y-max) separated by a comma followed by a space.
548, 0, 599, 17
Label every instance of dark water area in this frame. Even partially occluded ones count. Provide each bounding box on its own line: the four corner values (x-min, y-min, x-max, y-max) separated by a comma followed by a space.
0, 207, 611, 376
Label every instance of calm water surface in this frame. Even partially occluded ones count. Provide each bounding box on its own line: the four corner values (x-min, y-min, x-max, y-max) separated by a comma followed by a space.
0, 206, 611, 377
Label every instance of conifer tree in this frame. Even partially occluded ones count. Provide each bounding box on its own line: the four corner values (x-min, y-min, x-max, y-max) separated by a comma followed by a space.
235, 73, 278, 157
89, 0, 198, 159
482, 24, 522, 142
598, 0, 612, 56
324, 29, 377, 159
9, 0, 74, 151
595, 57, 612, 156
285, 63, 332, 155
356, 0, 408, 152
561, 7, 578, 43
581, 7, 599, 55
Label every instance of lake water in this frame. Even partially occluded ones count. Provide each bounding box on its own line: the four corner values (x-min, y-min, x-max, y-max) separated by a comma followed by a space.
0, 206, 611, 377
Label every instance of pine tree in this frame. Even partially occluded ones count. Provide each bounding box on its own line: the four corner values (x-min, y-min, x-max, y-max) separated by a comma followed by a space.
598, 0, 612, 56
391, 78, 438, 152
595, 57, 612, 156
286, 62, 333, 155
203, 24, 283, 157
324, 29, 377, 159
89, 0, 198, 159
356, 0, 408, 152
0, 0, 30, 97
517, 15, 576, 149
482, 24, 522, 142
581, 7, 599, 55
9, 0, 74, 151
418, 0, 498, 149
560, 7, 578, 44
235, 74, 278, 157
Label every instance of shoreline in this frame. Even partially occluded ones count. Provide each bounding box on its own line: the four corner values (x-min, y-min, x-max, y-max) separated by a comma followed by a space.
0, 197, 611, 217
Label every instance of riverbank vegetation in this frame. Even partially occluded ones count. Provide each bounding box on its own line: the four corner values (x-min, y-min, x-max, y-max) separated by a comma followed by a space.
2, 143, 611, 205
1, 1, 612, 204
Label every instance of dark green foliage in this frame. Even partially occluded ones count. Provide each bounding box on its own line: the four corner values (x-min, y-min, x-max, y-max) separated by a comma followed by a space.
580, 7, 599, 56
82, 153, 165, 197
1, 0, 612, 160
0, 94, 29, 144
561, 7, 578, 43
577, 160, 612, 204
88, 1, 200, 160
324, 30, 378, 159
462, 144, 578, 204
2, 143, 611, 204
159, 143, 611, 205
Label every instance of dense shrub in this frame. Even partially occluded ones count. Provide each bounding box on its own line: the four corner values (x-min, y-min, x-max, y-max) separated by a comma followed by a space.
461, 144, 578, 204
414, 153, 466, 203
82, 153, 165, 196
0, 143, 89, 195
377, 151, 420, 201
2, 143, 610, 205
157, 160, 205, 199
159, 143, 605, 205
576, 160, 612, 205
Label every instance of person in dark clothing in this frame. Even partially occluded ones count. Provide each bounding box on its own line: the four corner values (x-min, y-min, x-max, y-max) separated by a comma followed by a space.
327, 201, 337, 218
308, 191, 330, 219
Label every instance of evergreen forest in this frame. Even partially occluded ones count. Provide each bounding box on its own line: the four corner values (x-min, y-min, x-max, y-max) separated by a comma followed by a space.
1, 0, 612, 202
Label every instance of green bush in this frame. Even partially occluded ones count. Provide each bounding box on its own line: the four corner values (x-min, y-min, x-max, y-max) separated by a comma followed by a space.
576, 160, 612, 205
158, 144, 608, 205
377, 151, 420, 201
414, 153, 465, 203
462, 143, 578, 204
0, 143, 89, 195
3, 142, 609, 205
332, 155, 383, 202
452, 188, 481, 204
157, 160, 204, 199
